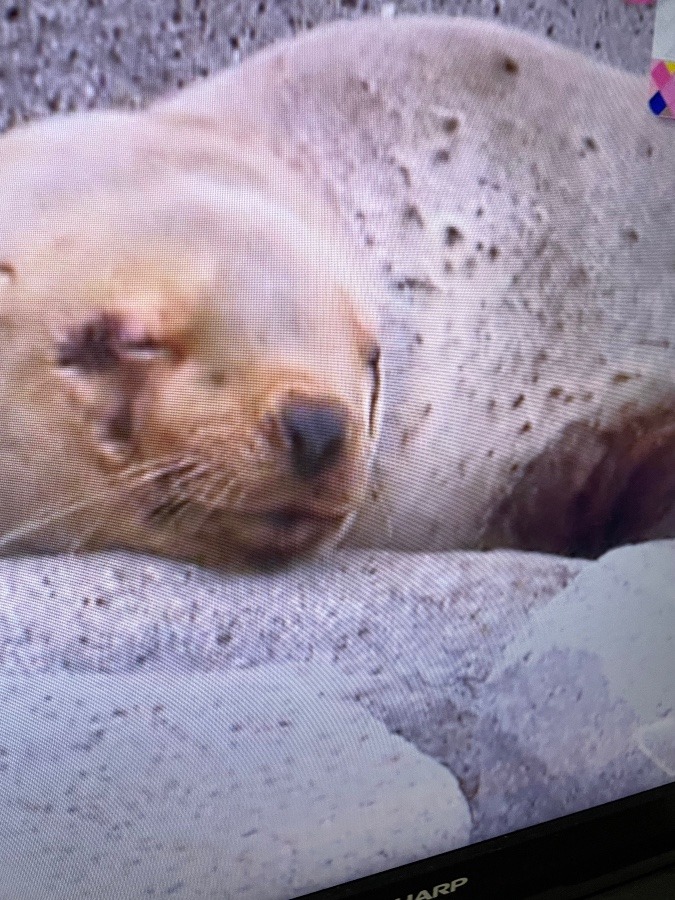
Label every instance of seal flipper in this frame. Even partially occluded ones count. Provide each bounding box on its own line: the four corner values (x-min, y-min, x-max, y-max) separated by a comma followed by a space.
482, 399, 675, 558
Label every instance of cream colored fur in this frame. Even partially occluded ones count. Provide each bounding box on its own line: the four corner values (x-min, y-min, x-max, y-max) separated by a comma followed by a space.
0, 16, 672, 565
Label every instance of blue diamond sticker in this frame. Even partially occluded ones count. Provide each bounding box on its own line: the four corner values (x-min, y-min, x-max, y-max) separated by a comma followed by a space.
649, 91, 668, 115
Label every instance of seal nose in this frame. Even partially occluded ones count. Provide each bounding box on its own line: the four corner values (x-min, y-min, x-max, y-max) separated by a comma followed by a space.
279, 399, 348, 479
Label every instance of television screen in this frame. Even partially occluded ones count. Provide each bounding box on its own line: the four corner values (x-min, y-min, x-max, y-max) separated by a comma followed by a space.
0, 1, 672, 898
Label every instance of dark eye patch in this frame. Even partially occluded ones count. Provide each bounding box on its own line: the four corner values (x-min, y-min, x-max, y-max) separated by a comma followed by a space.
57, 313, 123, 372
57, 313, 166, 372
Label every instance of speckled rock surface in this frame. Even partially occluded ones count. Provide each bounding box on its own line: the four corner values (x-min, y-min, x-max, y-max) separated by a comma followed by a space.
0, 665, 470, 900
0, 548, 577, 898
0, 543, 672, 897
472, 541, 675, 841
0, 0, 656, 132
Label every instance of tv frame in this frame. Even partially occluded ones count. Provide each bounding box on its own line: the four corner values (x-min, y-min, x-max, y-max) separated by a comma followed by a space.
299, 781, 675, 899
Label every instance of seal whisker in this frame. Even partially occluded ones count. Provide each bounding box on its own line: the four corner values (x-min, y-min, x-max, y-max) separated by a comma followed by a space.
205, 477, 243, 519
179, 467, 239, 513
123, 457, 201, 487
65, 516, 104, 556
141, 460, 211, 525
148, 497, 189, 523
0, 458, 209, 552
118, 455, 184, 479
0, 496, 108, 550
183, 473, 246, 537
171, 463, 212, 492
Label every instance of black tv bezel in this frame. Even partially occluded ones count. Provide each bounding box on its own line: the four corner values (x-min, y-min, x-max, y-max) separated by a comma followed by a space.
297, 780, 675, 900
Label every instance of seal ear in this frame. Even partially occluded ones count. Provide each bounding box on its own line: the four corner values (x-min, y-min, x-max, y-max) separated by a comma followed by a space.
56, 312, 176, 459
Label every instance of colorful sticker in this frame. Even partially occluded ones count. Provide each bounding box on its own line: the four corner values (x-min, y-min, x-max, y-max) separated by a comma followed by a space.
650, 58, 675, 114
650, 0, 675, 116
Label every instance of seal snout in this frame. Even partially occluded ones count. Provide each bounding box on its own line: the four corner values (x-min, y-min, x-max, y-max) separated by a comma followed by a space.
279, 397, 348, 479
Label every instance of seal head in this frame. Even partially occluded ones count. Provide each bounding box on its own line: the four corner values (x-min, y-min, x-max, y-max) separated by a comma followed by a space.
0, 178, 382, 568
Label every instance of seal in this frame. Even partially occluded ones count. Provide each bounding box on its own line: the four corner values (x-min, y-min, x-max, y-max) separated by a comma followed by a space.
0, 16, 673, 568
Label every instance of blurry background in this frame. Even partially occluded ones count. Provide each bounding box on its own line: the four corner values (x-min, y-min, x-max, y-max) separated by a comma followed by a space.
0, 0, 657, 132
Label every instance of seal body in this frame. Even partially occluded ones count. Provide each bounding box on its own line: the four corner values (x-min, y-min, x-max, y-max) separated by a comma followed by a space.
0, 16, 673, 566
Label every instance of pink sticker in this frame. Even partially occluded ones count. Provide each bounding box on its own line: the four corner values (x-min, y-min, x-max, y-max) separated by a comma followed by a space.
649, 59, 675, 117
652, 59, 672, 88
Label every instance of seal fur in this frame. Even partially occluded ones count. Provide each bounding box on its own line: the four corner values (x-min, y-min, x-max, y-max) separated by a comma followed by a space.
0, 15, 673, 567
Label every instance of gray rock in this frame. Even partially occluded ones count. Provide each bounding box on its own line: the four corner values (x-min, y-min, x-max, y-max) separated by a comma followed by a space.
0, 549, 580, 677
0, 542, 671, 892
472, 541, 675, 840
0, 548, 577, 897
0, 665, 469, 899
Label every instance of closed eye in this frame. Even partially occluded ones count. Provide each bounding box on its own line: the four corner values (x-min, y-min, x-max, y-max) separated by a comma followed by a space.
367, 344, 381, 437
56, 314, 173, 372
118, 334, 171, 362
